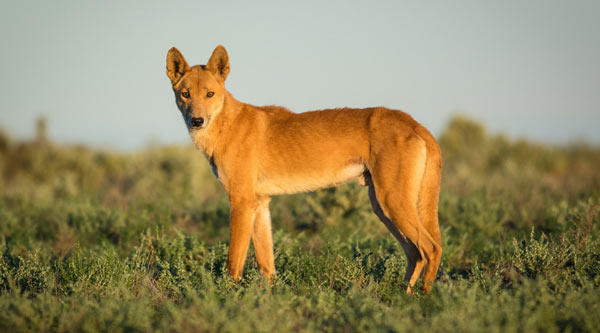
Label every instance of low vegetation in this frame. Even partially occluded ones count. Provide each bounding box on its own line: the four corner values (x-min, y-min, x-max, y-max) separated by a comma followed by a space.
0, 116, 598, 332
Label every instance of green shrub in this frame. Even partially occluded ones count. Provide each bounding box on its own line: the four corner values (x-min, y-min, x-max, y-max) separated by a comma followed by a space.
0, 115, 598, 331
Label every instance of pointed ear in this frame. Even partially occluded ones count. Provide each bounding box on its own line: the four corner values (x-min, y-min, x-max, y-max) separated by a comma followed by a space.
166, 47, 190, 85
206, 45, 230, 81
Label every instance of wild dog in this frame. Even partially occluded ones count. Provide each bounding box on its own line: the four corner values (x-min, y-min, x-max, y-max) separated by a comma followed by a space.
166, 45, 442, 293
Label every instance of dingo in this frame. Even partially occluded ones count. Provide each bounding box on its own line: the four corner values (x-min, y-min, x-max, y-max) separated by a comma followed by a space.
166, 46, 442, 293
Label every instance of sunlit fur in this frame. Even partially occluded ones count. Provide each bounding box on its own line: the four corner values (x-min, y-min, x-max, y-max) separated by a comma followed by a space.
166, 46, 443, 293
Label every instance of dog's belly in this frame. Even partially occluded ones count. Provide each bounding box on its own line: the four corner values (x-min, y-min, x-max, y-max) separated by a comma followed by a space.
255, 163, 365, 195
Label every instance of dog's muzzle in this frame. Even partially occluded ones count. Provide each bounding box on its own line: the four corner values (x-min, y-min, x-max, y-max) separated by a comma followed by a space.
191, 117, 204, 128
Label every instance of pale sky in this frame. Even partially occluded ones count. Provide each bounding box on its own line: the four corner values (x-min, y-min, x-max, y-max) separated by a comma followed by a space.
1, 0, 598, 149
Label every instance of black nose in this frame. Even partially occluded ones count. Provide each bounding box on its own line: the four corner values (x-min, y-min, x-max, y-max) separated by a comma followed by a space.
191, 117, 204, 128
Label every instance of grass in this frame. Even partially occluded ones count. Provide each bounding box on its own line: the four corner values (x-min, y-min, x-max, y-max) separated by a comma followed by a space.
0, 115, 599, 332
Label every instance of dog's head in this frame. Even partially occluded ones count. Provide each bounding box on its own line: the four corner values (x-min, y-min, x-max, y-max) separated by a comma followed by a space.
166, 45, 230, 131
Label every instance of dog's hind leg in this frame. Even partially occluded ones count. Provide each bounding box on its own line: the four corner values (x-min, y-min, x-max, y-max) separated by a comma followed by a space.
365, 171, 423, 293
368, 135, 442, 293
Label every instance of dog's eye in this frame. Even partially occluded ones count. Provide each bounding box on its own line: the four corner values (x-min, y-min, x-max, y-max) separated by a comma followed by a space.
206, 91, 214, 98
181, 91, 190, 98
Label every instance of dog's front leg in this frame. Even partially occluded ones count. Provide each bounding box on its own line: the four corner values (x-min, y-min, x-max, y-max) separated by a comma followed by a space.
252, 196, 275, 280
227, 195, 258, 282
